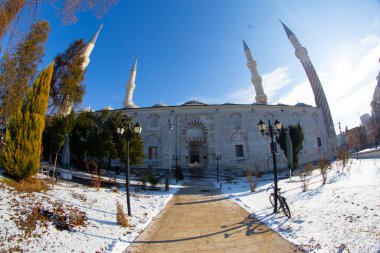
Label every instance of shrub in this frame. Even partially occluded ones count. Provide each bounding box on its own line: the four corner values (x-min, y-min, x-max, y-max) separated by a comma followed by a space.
147, 174, 159, 188
300, 163, 313, 192
336, 147, 349, 170
72, 192, 87, 202
91, 173, 101, 191
116, 201, 129, 227
318, 159, 331, 185
4, 176, 49, 193
245, 169, 257, 192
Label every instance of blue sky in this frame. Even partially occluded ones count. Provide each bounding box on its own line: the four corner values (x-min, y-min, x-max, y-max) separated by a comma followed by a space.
31, 0, 380, 131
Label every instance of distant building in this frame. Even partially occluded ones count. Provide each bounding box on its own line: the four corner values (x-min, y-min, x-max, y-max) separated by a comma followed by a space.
344, 59, 380, 151
345, 126, 365, 151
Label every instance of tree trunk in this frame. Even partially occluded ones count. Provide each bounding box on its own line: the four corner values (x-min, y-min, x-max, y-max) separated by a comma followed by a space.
51, 143, 63, 187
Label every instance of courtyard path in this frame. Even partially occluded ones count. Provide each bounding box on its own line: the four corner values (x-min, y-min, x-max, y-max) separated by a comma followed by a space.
124, 179, 301, 253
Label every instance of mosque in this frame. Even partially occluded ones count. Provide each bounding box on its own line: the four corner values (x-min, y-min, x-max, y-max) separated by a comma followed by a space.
81, 22, 337, 173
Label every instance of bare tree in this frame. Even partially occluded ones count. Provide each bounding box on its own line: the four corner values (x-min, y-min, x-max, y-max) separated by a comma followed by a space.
0, 0, 117, 48
0, 0, 25, 42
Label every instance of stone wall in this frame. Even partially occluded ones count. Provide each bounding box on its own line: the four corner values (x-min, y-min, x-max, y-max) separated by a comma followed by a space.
113, 103, 333, 172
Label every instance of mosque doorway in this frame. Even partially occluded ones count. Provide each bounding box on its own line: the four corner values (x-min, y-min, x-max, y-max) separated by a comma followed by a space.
189, 142, 202, 164
189, 142, 204, 167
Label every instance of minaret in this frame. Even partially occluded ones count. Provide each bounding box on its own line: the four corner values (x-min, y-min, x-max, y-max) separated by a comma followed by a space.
243, 40, 268, 104
280, 21, 336, 151
82, 24, 103, 69
123, 57, 139, 108
59, 25, 103, 116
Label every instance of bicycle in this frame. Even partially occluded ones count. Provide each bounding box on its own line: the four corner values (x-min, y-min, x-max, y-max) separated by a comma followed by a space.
266, 183, 291, 218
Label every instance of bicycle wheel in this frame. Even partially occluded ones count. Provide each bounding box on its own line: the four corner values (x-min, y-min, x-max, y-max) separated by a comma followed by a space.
269, 193, 275, 207
279, 197, 291, 218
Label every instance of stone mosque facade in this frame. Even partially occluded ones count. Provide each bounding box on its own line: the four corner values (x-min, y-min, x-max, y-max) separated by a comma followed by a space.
87, 22, 337, 173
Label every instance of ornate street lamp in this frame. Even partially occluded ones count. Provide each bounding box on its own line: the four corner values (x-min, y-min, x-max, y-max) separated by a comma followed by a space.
214, 153, 222, 183
172, 155, 181, 169
117, 122, 141, 216
258, 118, 282, 213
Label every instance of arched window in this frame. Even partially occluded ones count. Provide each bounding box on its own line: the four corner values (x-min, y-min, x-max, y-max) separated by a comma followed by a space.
231, 112, 242, 129
148, 113, 159, 128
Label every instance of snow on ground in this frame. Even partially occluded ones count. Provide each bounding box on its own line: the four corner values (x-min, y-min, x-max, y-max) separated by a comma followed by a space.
0, 170, 180, 253
217, 159, 380, 253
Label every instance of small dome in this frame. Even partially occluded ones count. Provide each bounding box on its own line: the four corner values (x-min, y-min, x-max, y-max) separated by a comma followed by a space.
152, 102, 168, 107
81, 106, 93, 112
182, 100, 207, 106
103, 105, 114, 110
295, 102, 312, 107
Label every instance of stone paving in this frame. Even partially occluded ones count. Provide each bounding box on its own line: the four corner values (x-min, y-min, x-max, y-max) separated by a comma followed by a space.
124, 179, 301, 253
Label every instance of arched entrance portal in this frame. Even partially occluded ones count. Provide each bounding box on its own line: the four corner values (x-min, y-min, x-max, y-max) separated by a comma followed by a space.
182, 120, 208, 169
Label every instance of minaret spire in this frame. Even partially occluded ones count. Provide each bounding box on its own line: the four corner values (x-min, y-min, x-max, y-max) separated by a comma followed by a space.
280, 21, 336, 153
59, 24, 103, 116
82, 24, 103, 69
123, 57, 139, 108
243, 40, 268, 104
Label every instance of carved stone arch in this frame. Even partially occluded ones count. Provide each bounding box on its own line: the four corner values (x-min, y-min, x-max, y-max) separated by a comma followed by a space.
146, 132, 161, 143
264, 112, 275, 118
182, 119, 208, 135
230, 129, 248, 141
230, 111, 242, 118
148, 113, 160, 128
291, 112, 300, 117
148, 113, 160, 119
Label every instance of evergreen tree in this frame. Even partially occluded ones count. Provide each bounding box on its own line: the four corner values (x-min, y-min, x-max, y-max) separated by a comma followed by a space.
1, 62, 54, 180
48, 39, 86, 116
290, 123, 304, 168
278, 123, 304, 169
0, 20, 50, 122
70, 111, 144, 170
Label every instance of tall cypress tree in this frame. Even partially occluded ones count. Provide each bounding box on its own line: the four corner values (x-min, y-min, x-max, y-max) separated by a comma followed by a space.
278, 123, 304, 169
1, 62, 54, 180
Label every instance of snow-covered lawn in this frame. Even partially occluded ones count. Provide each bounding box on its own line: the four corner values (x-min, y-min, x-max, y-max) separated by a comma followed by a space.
217, 159, 380, 253
0, 171, 180, 253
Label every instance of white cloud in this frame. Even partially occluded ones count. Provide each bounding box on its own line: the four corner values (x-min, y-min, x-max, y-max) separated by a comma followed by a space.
188, 66, 292, 105
262, 66, 292, 97
277, 80, 315, 106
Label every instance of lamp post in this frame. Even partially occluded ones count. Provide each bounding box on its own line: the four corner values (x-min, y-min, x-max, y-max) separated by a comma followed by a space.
117, 122, 141, 216
168, 119, 173, 185
173, 155, 180, 183
258, 118, 282, 213
173, 155, 180, 169
214, 153, 221, 182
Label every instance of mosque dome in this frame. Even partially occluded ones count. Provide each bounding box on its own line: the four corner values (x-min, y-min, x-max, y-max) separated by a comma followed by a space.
182, 100, 207, 106
295, 102, 312, 107
80, 106, 93, 112
102, 105, 114, 110
152, 102, 168, 107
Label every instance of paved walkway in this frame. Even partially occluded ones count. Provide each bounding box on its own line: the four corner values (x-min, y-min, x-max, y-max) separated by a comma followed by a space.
125, 180, 301, 253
